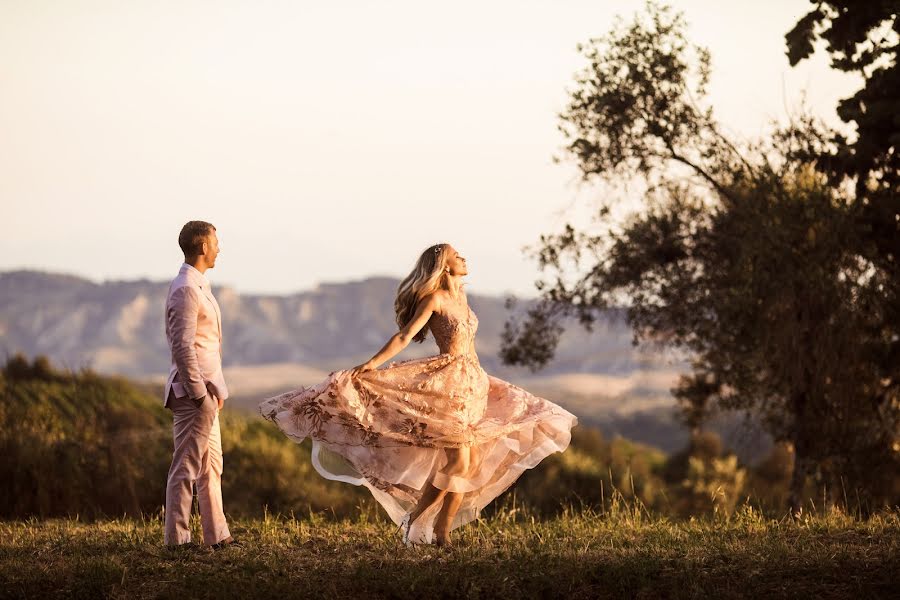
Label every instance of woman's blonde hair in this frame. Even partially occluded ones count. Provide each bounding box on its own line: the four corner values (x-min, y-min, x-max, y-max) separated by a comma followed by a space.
395, 243, 454, 343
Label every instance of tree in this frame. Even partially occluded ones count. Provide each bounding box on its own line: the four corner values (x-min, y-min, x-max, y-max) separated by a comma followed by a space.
786, 1, 899, 200
785, 3, 900, 507
672, 364, 720, 438
502, 1, 900, 516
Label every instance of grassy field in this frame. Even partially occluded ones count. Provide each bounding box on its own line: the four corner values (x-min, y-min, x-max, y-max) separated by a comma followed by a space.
0, 504, 897, 599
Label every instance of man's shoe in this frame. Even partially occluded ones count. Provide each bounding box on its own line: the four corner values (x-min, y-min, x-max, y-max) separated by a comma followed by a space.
211, 536, 244, 551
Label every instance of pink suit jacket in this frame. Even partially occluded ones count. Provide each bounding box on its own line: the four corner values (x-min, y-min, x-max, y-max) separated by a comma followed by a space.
163, 263, 229, 407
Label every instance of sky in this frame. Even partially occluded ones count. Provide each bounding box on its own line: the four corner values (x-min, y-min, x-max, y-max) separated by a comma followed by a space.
0, 0, 861, 297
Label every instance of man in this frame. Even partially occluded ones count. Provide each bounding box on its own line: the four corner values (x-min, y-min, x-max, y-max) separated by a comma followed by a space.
163, 220, 239, 550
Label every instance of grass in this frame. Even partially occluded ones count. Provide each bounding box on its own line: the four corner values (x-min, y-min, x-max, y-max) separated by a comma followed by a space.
0, 503, 897, 600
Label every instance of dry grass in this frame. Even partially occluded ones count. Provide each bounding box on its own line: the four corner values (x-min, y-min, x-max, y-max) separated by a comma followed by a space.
1, 503, 897, 599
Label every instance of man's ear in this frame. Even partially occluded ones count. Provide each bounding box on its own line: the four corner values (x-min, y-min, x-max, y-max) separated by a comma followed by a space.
200, 239, 209, 256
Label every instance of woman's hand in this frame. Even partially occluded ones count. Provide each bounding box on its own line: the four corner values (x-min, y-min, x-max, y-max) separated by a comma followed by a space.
350, 361, 375, 378
348, 295, 439, 380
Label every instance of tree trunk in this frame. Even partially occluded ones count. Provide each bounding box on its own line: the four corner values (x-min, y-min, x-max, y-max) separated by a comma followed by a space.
788, 445, 807, 519
788, 391, 810, 519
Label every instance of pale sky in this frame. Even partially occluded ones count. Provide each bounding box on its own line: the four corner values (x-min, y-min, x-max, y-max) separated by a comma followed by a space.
0, 0, 859, 296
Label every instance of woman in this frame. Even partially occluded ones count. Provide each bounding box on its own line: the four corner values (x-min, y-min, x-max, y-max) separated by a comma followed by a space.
259, 244, 577, 547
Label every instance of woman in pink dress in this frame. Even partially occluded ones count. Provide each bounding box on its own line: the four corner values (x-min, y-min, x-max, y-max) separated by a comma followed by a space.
259, 243, 577, 547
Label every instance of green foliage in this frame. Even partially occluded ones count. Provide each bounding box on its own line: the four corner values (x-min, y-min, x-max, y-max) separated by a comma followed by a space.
494, 427, 667, 517
784, 3, 899, 455
0, 354, 172, 518
786, 0, 899, 197
0, 354, 371, 520
677, 433, 747, 519
559, 1, 732, 193
746, 441, 795, 512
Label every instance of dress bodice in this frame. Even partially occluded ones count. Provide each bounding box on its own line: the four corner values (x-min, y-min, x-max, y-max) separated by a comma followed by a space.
428, 302, 479, 357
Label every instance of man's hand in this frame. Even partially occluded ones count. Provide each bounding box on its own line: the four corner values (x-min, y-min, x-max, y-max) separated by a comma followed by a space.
204, 383, 224, 410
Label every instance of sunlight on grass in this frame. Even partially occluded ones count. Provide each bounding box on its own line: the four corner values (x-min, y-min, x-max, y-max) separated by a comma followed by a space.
1, 503, 897, 599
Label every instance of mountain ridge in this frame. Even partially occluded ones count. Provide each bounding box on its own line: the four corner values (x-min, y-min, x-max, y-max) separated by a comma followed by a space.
0, 268, 666, 378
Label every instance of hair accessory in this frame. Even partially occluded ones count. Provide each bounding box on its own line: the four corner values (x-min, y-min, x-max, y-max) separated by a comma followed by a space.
434, 245, 442, 254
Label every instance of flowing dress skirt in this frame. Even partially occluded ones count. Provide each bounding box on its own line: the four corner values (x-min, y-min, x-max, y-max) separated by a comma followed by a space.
259, 352, 577, 543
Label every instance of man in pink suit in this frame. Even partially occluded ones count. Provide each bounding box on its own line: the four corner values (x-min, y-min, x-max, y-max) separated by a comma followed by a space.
163, 220, 239, 549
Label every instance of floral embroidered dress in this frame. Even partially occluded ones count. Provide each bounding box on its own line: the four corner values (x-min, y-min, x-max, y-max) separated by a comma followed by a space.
259, 298, 577, 543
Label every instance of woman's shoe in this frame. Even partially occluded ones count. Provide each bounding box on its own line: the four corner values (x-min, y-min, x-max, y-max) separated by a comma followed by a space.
399, 513, 412, 547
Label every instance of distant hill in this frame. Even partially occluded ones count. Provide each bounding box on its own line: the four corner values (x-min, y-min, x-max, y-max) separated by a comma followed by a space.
0, 269, 664, 377
0, 269, 772, 459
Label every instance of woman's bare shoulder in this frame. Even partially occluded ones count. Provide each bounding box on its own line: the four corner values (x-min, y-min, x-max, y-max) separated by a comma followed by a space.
417, 290, 445, 312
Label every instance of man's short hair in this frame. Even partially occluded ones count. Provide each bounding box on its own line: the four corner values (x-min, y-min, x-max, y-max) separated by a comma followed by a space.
178, 221, 216, 257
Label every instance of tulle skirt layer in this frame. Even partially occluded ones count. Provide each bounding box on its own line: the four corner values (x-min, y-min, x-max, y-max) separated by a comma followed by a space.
259, 353, 577, 543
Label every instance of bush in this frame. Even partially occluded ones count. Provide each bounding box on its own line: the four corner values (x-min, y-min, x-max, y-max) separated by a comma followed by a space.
0, 355, 370, 519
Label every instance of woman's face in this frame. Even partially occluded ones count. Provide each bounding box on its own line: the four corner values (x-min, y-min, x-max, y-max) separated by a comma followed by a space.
443, 245, 468, 277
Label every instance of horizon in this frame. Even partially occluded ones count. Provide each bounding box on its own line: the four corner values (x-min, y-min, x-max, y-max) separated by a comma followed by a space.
0, 265, 541, 299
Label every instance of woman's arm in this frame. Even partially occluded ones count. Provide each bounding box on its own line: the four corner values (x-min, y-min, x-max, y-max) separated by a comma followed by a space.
349, 293, 440, 377
462, 288, 476, 356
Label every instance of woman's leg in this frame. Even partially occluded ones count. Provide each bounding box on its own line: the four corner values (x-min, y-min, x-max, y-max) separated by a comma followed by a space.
433, 491, 463, 545
407, 482, 447, 526
434, 445, 478, 545
407, 447, 468, 529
